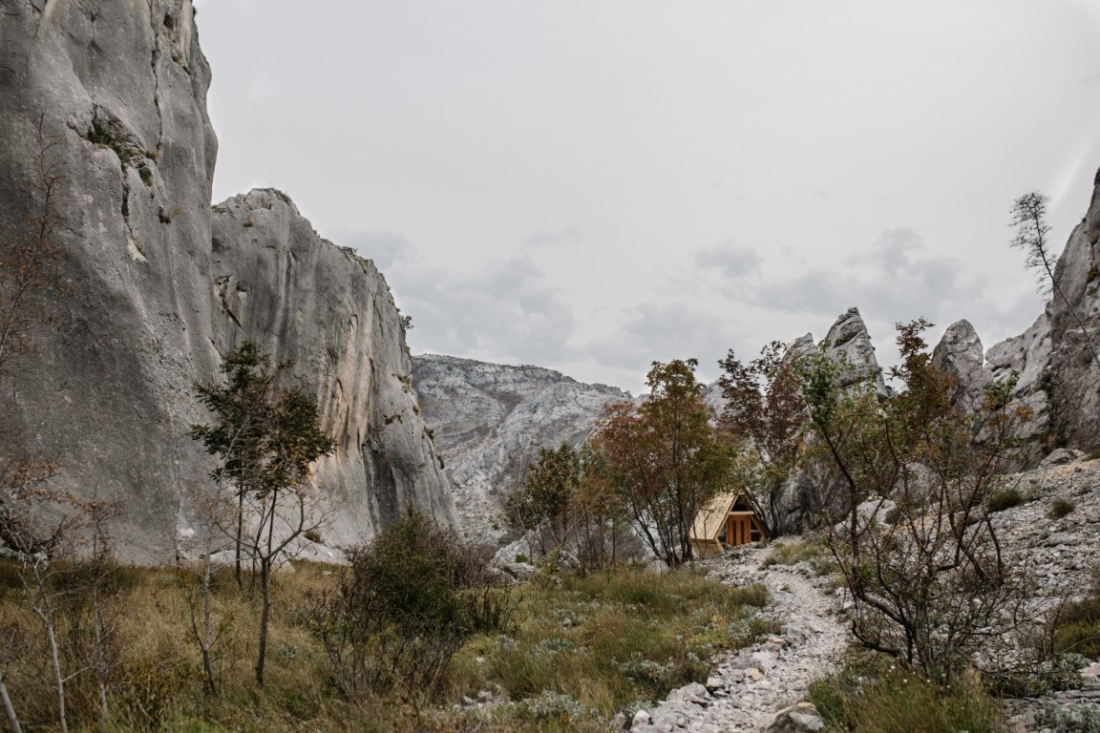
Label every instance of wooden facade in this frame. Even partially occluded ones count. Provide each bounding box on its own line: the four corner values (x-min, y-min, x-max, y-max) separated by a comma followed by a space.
689, 490, 767, 559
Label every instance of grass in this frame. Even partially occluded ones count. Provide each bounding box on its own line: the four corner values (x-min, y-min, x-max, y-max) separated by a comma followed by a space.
808, 652, 1003, 733
0, 559, 773, 732
1048, 498, 1077, 520
760, 535, 837, 577
1053, 587, 1100, 660
447, 568, 774, 719
987, 486, 1024, 513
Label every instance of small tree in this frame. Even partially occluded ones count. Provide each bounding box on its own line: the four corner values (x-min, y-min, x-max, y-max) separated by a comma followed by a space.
504, 442, 631, 572
307, 510, 512, 701
190, 341, 336, 687
802, 320, 1030, 680
504, 443, 581, 560
1011, 191, 1100, 367
591, 359, 733, 567
717, 341, 808, 536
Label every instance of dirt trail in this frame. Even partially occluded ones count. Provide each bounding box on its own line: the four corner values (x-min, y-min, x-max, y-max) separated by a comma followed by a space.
632, 542, 848, 732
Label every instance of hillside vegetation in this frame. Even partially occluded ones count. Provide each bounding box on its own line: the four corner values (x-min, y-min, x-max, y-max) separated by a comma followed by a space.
0, 516, 773, 732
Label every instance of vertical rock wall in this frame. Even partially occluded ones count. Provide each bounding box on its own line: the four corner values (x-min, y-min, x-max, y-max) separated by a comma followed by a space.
0, 0, 454, 562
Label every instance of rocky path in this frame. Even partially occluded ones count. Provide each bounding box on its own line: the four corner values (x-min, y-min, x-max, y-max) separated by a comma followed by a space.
631, 542, 847, 733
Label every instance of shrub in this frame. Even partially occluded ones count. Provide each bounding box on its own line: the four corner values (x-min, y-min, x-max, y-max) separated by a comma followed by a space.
987, 486, 1024, 513
1034, 702, 1100, 733
306, 510, 514, 699
1053, 594, 1100, 660
1049, 498, 1077, 520
759, 536, 836, 576
809, 657, 1002, 733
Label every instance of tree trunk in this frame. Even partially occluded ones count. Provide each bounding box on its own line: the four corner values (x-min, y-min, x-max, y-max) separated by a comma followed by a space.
0, 672, 23, 733
255, 557, 271, 688
201, 559, 218, 696
44, 614, 67, 733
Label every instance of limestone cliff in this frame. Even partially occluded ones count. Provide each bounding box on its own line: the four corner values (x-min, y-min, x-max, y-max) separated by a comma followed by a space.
0, 0, 454, 562
933, 169, 1100, 457
412, 355, 629, 544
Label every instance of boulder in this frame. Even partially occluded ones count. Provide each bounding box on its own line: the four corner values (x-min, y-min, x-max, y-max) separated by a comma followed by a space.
766, 702, 825, 732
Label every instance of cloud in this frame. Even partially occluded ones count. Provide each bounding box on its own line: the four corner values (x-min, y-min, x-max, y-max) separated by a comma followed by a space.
587, 299, 733, 375
695, 240, 760, 279
340, 230, 418, 272
523, 224, 583, 249
344, 231, 579, 366
695, 227, 994, 361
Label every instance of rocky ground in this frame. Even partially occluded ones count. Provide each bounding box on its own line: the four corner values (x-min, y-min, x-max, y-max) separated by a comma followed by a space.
631, 541, 845, 733
631, 453, 1100, 733
992, 452, 1100, 732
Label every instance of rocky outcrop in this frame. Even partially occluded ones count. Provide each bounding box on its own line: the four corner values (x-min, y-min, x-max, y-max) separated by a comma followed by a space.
774, 309, 886, 532
0, 0, 453, 562
209, 192, 456, 548
412, 355, 629, 544
933, 169, 1100, 457
821, 307, 888, 396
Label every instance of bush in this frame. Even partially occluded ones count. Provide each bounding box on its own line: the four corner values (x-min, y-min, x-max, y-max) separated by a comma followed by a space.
760, 536, 836, 576
306, 510, 514, 699
809, 657, 1002, 733
1049, 498, 1077, 520
987, 486, 1024, 513
1053, 594, 1100, 660
1034, 702, 1100, 733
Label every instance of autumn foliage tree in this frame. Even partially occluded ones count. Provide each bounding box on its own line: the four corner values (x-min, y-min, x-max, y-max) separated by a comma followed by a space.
801, 320, 1030, 680
591, 359, 733, 567
717, 341, 808, 537
504, 443, 632, 572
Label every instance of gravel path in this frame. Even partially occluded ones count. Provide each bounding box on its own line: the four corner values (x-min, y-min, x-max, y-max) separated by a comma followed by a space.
631, 541, 848, 732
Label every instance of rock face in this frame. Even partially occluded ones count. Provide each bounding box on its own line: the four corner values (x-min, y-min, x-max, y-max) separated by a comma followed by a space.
933, 170, 1100, 457
821, 307, 888, 396
774, 309, 887, 532
0, 0, 453, 562
412, 355, 629, 543
209, 192, 456, 548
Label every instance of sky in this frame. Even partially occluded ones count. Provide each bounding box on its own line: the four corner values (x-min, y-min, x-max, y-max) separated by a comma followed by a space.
191, 0, 1100, 395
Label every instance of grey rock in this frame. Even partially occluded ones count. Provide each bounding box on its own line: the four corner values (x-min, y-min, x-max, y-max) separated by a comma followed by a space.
766, 703, 824, 733
0, 1, 454, 562
667, 682, 711, 706
412, 355, 629, 543
932, 319, 988, 413
948, 169, 1100, 460
1042, 448, 1085, 468
823, 307, 888, 396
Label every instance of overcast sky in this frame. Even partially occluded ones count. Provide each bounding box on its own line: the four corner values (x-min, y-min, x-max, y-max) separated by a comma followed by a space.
191, 0, 1100, 394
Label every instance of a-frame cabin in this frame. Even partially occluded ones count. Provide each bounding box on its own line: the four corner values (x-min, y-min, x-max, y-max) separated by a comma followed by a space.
689, 489, 767, 559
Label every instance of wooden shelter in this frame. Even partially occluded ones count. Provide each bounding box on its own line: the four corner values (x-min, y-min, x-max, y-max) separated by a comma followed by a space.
689, 489, 767, 559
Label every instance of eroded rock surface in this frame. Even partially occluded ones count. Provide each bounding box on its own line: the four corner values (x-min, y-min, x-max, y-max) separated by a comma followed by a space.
0, 0, 454, 562
935, 170, 1100, 458
412, 355, 628, 543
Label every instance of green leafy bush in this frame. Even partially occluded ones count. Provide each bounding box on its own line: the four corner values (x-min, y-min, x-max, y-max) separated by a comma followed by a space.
307, 510, 515, 698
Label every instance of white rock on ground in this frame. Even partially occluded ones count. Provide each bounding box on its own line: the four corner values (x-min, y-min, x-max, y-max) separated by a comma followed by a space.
632, 541, 846, 733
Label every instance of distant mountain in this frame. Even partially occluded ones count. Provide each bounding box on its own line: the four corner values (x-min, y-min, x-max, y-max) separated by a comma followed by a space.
412, 355, 630, 544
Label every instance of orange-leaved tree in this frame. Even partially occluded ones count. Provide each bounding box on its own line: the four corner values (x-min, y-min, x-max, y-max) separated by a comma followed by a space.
590, 359, 734, 567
